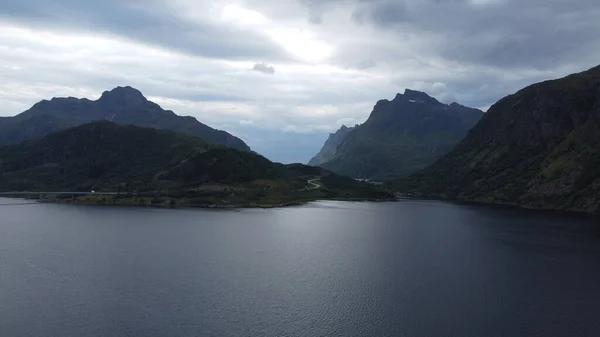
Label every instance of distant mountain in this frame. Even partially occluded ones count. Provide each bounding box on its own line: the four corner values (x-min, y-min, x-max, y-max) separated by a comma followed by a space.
308, 125, 357, 166
0, 122, 391, 205
403, 65, 600, 213
0, 86, 250, 151
313, 89, 483, 180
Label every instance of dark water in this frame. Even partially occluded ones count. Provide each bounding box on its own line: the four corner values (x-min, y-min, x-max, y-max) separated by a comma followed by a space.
1, 198, 600, 337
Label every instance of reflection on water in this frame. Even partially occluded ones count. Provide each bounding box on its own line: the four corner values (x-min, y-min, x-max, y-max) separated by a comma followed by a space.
1, 199, 599, 337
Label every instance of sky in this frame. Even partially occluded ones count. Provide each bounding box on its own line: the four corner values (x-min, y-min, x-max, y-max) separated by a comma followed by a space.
1, 0, 599, 163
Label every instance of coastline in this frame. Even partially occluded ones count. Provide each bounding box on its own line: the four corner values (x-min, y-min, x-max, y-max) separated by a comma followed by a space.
30, 195, 398, 210
400, 194, 600, 216
10, 192, 598, 215
6, 193, 597, 217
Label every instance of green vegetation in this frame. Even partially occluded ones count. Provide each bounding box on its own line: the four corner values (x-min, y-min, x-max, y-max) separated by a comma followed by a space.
400, 64, 600, 213
312, 90, 483, 180
0, 122, 393, 207
541, 155, 570, 179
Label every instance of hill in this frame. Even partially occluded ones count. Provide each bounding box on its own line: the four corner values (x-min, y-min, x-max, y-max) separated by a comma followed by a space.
312, 89, 483, 180
402, 65, 600, 213
308, 125, 357, 166
0, 86, 250, 151
0, 122, 391, 207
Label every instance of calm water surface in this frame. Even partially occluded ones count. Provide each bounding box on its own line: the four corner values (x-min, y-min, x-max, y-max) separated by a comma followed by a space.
1, 198, 600, 336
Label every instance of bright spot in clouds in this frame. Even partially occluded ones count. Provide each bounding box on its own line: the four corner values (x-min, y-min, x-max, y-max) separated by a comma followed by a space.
220, 4, 333, 63
0, 0, 599, 163
267, 28, 333, 63
221, 5, 268, 25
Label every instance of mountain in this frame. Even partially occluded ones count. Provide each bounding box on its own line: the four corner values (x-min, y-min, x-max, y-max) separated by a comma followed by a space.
0, 122, 391, 206
403, 65, 600, 213
0, 86, 250, 151
308, 125, 357, 166
313, 89, 483, 180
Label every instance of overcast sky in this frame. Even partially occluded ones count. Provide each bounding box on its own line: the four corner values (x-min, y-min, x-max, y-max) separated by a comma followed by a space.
1, 0, 599, 163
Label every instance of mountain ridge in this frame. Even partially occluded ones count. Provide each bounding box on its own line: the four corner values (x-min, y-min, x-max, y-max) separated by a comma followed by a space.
0, 121, 392, 206
0, 86, 250, 151
308, 124, 357, 166
402, 64, 600, 213
312, 89, 483, 179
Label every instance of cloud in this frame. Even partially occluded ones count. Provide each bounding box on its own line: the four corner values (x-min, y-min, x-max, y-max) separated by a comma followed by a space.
308, 13, 323, 24
300, 0, 600, 70
352, 1, 408, 26
252, 62, 276, 75
0, 0, 291, 61
1, 0, 600, 164
355, 59, 377, 70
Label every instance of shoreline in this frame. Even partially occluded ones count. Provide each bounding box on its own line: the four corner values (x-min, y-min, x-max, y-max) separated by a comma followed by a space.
400, 194, 600, 217
4, 194, 597, 216
18, 196, 398, 210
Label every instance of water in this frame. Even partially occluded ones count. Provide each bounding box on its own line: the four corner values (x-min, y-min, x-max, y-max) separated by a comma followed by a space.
1, 198, 600, 337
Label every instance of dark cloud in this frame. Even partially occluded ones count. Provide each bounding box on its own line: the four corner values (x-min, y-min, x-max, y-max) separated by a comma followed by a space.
300, 0, 600, 71
392, 66, 571, 111
352, 0, 407, 26
252, 62, 276, 75
0, 0, 291, 61
407, 0, 600, 70
3, 0, 600, 164
298, 0, 346, 24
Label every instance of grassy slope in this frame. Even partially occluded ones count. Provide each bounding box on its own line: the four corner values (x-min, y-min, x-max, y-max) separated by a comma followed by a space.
318, 96, 482, 180
0, 122, 393, 206
401, 65, 600, 213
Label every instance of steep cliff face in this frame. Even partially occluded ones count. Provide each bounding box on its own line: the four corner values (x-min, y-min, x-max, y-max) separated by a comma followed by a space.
405, 65, 600, 213
0, 86, 250, 151
308, 125, 356, 166
313, 89, 483, 180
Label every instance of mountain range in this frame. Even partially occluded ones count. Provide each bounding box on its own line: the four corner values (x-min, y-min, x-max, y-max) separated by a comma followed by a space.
403, 64, 600, 213
0, 121, 391, 206
3, 64, 600, 212
310, 89, 483, 180
0, 86, 250, 151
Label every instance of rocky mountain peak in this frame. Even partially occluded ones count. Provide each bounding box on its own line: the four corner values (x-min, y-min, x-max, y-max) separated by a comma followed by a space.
400, 89, 440, 105
0, 86, 251, 151
310, 90, 483, 179
308, 124, 357, 166
98, 86, 148, 107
